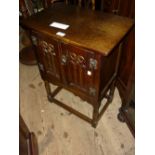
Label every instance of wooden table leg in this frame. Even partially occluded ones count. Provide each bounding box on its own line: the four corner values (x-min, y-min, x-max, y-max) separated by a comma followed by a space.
108, 80, 116, 102
92, 103, 99, 128
44, 81, 52, 100
117, 107, 126, 122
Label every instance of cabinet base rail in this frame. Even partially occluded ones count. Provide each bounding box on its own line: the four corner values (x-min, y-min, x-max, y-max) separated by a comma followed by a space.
44, 81, 115, 128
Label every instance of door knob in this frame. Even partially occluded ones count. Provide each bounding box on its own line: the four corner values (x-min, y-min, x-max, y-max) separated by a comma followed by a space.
87, 70, 92, 76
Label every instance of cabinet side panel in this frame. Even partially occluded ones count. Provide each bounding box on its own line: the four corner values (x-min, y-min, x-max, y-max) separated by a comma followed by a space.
116, 28, 135, 101
117, 28, 135, 87
99, 46, 119, 96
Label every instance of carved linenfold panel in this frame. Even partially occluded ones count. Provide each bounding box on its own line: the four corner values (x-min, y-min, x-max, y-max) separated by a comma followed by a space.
69, 52, 86, 68
40, 41, 55, 55
41, 40, 48, 49
48, 44, 55, 55
38, 39, 60, 79
77, 55, 85, 64
70, 52, 76, 64
59, 43, 98, 94
37, 39, 99, 95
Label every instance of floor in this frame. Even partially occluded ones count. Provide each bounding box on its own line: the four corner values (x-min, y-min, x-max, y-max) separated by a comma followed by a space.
20, 62, 135, 155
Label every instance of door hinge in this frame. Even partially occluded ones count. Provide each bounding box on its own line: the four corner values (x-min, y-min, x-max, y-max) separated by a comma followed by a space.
89, 58, 97, 70
89, 87, 96, 96
38, 63, 44, 71
31, 35, 37, 45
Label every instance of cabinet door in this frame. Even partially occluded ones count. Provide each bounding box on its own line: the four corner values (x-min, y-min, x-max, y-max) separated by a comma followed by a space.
37, 37, 61, 81
60, 43, 100, 97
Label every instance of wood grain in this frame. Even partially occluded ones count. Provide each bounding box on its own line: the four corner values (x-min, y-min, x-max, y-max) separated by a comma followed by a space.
21, 3, 134, 56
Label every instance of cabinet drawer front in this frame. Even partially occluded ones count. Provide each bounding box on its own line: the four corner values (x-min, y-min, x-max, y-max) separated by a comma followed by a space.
37, 36, 61, 81
60, 43, 100, 96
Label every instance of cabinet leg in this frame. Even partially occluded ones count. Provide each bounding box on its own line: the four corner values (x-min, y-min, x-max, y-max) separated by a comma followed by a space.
108, 80, 116, 103
117, 107, 125, 122
44, 81, 52, 101
92, 104, 99, 128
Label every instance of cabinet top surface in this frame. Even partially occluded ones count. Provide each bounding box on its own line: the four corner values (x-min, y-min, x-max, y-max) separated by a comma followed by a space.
21, 3, 134, 55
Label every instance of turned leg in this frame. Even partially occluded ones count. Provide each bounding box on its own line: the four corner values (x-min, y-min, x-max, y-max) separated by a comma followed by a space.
44, 81, 52, 100
117, 107, 125, 122
108, 80, 116, 103
117, 97, 131, 123
92, 104, 99, 128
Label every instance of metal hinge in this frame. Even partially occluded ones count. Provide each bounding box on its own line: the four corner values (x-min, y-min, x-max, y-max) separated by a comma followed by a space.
89, 87, 96, 96
31, 35, 37, 45
38, 63, 44, 71
89, 58, 97, 70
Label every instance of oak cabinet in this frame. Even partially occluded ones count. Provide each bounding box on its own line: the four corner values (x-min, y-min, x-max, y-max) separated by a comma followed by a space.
21, 3, 134, 127
34, 33, 101, 99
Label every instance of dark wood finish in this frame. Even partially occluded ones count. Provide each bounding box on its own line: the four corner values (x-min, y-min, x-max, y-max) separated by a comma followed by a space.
21, 3, 134, 127
67, 0, 95, 9
19, 0, 61, 65
117, 54, 135, 136
19, 45, 37, 65
101, 0, 120, 13
103, 0, 135, 136
19, 0, 58, 18
116, 0, 135, 136
118, 0, 135, 18
21, 3, 133, 56
97, 0, 135, 136
117, 28, 135, 101
98, 0, 135, 17
19, 0, 37, 65
19, 115, 38, 155
118, 99, 135, 137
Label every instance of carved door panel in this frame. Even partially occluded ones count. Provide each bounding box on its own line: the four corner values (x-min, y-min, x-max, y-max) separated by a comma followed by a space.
60, 43, 100, 96
37, 37, 61, 81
